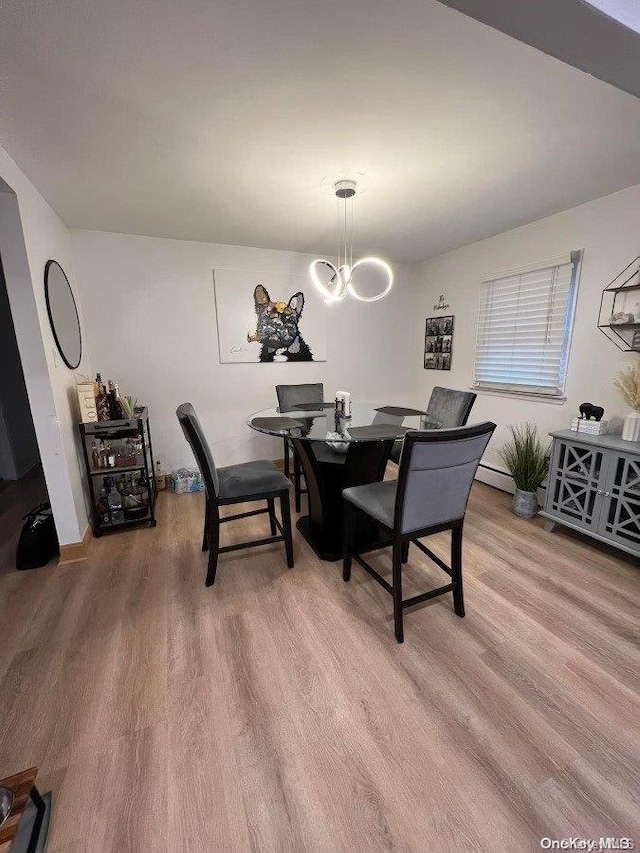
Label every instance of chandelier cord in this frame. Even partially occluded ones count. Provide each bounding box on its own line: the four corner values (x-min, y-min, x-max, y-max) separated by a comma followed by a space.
309, 178, 393, 303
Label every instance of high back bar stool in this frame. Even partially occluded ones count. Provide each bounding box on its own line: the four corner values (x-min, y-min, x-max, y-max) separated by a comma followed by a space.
177, 403, 294, 586
276, 383, 324, 512
389, 387, 477, 465
343, 422, 496, 642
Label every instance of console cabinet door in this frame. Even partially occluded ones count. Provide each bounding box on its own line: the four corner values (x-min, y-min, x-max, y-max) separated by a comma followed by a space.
545, 438, 608, 531
598, 453, 640, 552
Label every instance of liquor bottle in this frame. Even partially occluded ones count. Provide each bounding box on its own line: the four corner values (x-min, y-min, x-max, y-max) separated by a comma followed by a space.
107, 380, 116, 420
107, 479, 124, 524
95, 374, 111, 422
112, 383, 124, 420
97, 480, 110, 524
155, 459, 166, 491
104, 442, 115, 468
107, 380, 124, 420
91, 440, 99, 469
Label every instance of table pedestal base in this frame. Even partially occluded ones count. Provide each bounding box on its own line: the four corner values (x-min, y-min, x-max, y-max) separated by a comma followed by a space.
292, 438, 394, 562
297, 515, 391, 562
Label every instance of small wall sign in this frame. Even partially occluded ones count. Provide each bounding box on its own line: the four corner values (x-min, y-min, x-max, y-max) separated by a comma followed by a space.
433, 294, 450, 311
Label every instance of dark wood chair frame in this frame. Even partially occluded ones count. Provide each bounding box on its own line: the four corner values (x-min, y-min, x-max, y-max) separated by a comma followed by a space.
390, 387, 477, 466
283, 438, 306, 513
202, 487, 293, 587
276, 384, 325, 514
177, 405, 294, 587
343, 423, 494, 643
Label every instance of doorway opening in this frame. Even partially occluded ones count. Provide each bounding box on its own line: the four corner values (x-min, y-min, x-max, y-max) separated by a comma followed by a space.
0, 253, 49, 572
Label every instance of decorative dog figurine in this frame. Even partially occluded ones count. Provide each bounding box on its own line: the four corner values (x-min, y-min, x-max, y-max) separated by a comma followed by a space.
579, 402, 604, 421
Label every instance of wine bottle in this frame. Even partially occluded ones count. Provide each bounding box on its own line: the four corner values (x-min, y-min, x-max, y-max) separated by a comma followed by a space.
107, 479, 124, 524
97, 480, 110, 524
95, 375, 111, 422
107, 381, 124, 420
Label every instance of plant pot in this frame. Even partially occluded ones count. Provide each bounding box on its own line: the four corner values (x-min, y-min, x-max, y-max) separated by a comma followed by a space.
512, 488, 538, 518
621, 410, 640, 442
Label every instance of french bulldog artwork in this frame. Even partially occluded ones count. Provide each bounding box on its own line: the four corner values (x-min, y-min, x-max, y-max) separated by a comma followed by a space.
247, 285, 314, 362
213, 268, 326, 363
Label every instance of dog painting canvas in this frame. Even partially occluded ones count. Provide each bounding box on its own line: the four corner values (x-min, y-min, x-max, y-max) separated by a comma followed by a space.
214, 269, 327, 363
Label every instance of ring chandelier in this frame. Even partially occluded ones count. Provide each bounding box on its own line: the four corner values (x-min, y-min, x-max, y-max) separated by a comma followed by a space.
309, 180, 393, 304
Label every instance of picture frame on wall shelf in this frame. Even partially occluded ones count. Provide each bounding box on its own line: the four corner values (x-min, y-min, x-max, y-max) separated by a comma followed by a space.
424, 315, 454, 370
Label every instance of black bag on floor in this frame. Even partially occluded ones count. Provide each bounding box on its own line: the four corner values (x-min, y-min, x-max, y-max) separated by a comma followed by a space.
16, 500, 59, 570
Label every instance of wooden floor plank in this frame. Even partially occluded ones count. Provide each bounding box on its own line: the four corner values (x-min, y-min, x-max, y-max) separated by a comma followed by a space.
0, 481, 638, 851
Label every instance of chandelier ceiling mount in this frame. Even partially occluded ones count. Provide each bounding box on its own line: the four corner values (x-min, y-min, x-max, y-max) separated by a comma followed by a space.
309, 180, 393, 304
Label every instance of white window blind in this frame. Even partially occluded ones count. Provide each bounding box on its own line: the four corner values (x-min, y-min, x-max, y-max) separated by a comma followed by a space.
473, 252, 580, 397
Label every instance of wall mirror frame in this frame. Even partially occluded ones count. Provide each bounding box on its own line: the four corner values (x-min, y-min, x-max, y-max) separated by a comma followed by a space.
44, 259, 82, 369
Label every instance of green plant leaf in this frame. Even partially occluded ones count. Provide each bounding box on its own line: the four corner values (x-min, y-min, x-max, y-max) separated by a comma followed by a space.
499, 422, 551, 492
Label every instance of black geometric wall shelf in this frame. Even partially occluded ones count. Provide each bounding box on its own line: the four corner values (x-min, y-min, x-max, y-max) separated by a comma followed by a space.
598, 256, 640, 352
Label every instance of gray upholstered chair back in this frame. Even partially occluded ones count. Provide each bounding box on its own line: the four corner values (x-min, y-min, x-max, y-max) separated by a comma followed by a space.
427, 387, 477, 429
276, 383, 324, 412
176, 403, 220, 498
396, 422, 495, 534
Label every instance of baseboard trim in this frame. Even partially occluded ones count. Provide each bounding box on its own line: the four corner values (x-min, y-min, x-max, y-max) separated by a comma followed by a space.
476, 463, 545, 505
274, 455, 543, 503
58, 524, 92, 566
476, 463, 515, 494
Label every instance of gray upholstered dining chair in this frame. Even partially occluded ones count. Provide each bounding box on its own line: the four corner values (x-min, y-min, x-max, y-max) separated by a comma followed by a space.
343, 422, 495, 643
389, 387, 477, 465
177, 403, 293, 586
276, 382, 347, 512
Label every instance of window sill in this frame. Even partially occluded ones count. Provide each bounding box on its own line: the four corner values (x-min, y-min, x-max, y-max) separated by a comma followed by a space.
472, 387, 567, 406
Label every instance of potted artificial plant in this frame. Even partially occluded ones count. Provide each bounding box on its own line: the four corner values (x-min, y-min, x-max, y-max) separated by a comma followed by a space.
500, 423, 550, 518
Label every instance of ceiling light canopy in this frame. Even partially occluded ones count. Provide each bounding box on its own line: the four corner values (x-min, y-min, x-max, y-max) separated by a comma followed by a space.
310, 181, 393, 304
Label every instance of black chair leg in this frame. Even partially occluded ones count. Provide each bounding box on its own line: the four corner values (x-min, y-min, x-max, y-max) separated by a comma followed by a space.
401, 540, 410, 563
451, 524, 465, 617
280, 489, 294, 568
267, 498, 277, 535
392, 538, 404, 643
202, 496, 210, 551
293, 451, 302, 513
283, 438, 291, 479
205, 517, 220, 586
27, 786, 46, 853
343, 502, 356, 581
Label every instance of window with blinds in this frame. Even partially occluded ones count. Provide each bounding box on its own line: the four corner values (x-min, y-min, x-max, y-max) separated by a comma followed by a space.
473, 251, 581, 397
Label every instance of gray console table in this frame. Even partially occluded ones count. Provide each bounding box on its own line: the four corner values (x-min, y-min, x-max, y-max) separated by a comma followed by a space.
541, 429, 640, 558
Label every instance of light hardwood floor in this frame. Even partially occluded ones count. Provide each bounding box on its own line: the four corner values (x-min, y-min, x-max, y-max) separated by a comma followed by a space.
0, 482, 638, 852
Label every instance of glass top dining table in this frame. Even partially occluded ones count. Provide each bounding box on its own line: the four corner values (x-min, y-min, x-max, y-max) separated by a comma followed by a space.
247, 402, 443, 561
247, 402, 442, 445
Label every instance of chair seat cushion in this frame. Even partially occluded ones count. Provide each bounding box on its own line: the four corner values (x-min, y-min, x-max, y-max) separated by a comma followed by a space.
217, 460, 290, 500
342, 480, 396, 529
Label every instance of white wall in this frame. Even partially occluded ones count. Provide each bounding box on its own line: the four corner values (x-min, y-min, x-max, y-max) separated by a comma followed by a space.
71, 230, 415, 472
407, 184, 640, 477
0, 145, 92, 545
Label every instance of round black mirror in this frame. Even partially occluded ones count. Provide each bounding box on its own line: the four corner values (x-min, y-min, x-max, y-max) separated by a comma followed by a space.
45, 260, 82, 369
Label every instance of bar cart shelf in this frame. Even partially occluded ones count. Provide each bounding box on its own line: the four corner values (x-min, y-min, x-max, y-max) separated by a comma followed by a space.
79, 407, 157, 537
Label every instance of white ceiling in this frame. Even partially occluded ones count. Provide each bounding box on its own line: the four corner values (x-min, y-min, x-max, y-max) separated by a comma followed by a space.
587, 0, 640, 33
1, 0, 639, 263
